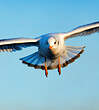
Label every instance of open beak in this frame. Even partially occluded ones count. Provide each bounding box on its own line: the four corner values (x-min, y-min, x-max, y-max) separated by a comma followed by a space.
49, 46, 53, 49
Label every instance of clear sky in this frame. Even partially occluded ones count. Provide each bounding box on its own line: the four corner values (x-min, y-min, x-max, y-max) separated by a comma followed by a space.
0, 0, 99, 110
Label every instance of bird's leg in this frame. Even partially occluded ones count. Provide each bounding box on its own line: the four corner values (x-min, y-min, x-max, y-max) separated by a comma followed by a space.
58, 56, 61, 75
45, 57, 48, 77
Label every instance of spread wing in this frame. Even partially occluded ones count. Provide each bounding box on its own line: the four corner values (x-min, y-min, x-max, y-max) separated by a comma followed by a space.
0, 38, 40, 52
64, 21, 99, 39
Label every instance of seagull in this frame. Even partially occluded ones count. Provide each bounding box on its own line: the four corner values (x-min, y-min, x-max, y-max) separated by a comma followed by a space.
0, 21, 99, 77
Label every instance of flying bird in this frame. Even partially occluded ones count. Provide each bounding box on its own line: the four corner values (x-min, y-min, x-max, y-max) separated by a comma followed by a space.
0, 21, 99, 77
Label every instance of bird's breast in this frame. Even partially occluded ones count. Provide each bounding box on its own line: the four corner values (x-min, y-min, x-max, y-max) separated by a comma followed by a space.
38, 45, 66, 60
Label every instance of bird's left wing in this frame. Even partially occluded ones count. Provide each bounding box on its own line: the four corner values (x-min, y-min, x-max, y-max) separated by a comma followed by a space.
0, 38, 40, 52
63, 21, 99, 40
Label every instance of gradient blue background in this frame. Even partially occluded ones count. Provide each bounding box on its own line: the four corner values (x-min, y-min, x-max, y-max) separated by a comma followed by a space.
0, 0, 99, 110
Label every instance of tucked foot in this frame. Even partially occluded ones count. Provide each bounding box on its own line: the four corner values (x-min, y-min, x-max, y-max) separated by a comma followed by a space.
58, 56, 61, 75
45, 57, 48, 77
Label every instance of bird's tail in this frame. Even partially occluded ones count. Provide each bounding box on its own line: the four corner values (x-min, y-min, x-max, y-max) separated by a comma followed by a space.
20, 52, 45, 70
20, 46, 85, 70
61, 46, 85, 67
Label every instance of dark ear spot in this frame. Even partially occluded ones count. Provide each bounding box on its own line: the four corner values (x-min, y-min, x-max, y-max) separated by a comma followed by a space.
58, 41, 59, 45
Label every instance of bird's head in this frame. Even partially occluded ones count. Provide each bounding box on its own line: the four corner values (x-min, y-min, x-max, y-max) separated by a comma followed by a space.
39, 34, 64, 58
48, 37, 59, 50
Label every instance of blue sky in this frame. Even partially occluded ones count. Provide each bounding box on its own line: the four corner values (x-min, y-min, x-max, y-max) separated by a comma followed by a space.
0, 0, 99, 110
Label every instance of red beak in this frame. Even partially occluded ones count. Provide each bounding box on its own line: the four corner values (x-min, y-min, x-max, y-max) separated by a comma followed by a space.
49, 46, 53, 49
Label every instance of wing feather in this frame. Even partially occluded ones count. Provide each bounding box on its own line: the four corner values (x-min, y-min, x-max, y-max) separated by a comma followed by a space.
64, 21, 99, 39
0, 38, 39, 52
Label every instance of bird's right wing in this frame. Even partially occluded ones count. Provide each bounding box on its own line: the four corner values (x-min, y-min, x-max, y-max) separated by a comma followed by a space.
0, 38, 40, 52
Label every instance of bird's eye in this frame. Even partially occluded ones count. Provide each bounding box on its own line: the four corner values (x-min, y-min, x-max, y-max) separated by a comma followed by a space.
54, 41, 56, 44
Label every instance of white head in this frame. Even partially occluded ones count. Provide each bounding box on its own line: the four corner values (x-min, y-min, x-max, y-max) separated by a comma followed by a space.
39, 33, 64, 57
48, 37, 59, 50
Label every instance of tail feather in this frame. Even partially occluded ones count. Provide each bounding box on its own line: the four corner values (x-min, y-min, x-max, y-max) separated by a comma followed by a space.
20, 52, 45, 69
62, 46, 85, 67
20, 53, 36, 61
20, 46, 85, 70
